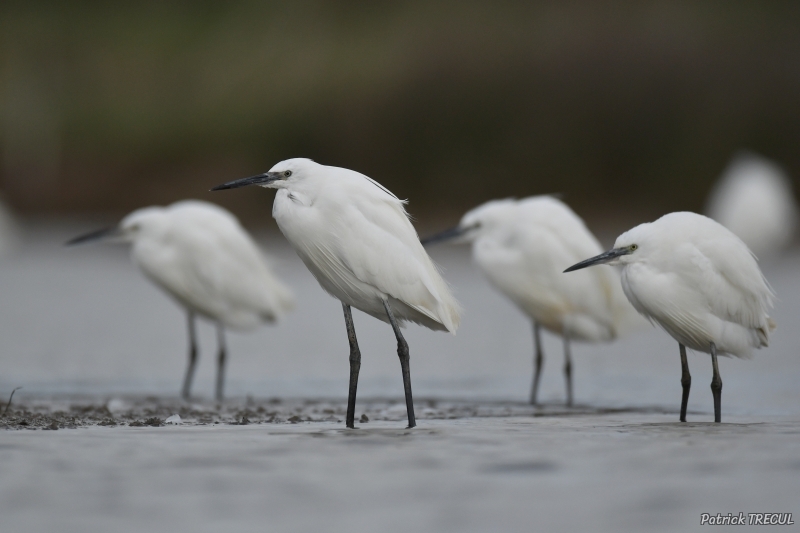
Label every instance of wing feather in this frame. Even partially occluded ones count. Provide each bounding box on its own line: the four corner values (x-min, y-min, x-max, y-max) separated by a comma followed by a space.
134, 202, 293, 330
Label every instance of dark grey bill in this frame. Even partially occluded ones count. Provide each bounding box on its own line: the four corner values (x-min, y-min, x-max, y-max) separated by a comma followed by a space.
564, 247, 630, 272
65, 227, 118, 246
420, 226, 466, 246
210, 172, 284, 191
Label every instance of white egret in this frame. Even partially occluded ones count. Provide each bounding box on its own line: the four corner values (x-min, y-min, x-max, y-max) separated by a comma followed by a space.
706, 152, 798, 257
211, 158, 460, 428
423, 196, 640, 406
67, 200, 294, 401
565, 212, 776, 422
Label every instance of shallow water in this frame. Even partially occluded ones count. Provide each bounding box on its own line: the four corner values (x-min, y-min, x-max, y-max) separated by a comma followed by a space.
2, 412, 798, 533
1, 221, 799, 532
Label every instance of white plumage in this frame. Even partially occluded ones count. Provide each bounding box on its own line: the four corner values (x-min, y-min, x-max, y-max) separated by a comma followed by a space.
69, 200, 294, 400
424, 196, 640, 405
706, 152, 798, 257
463, 197, 636, 340
613, 212, 775, 359
566, 211, 776, 422
122, 201, 294, 330
212, 158, 460, 428
270, 161, 459, 333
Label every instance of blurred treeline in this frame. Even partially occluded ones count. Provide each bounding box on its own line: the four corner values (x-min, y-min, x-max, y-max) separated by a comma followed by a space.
2, 1, 800, 228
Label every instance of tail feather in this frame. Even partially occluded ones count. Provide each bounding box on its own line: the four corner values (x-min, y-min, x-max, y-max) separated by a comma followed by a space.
757, 316, 777, 347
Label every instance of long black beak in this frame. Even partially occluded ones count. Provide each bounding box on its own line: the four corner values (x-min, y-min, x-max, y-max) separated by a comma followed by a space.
564, 247, 630, 272
210, 172, 283, 191
421, 226, 465, 246
65, 227, 119, 246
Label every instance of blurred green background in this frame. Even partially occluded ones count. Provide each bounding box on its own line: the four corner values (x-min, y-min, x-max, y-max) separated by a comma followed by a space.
2, 0, 799, 229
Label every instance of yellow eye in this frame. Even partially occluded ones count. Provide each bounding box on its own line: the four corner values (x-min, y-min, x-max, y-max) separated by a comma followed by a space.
630, 244, 638, 251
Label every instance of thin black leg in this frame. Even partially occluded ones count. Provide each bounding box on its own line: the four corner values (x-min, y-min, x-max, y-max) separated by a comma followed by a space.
710, 342, 722, 423
529, 321, 544, 405
342, 303, 362, 429
382, 300, 416, 428
563, 336, 573, 407
679, 343, 691, 422
215, 323, 227, 402
181, 312, 198, 400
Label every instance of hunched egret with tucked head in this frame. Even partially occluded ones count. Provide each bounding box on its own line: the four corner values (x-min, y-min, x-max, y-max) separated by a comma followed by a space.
211, 158, 460, 428
67, 200, 294, 401
565, 212, 776, 423
706, 152, 798, 257
423, 196, 639, 406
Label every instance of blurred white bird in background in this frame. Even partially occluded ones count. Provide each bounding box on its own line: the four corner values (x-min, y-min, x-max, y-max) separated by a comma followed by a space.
566, 212, 775, 423
212, 158, 460, 429
68, 200, 294, 401
423, 196, 641, 406
705, 151, 798, 257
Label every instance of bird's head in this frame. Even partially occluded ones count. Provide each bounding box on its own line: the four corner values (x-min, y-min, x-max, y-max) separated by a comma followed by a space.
422, 199, 515, 246
211, 158, 316, 192
65, 207, 164, 246
564, 224, 647, 272
118, 207, 167, 242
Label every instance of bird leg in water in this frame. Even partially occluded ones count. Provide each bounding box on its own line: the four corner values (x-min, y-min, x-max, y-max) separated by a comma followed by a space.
181, 312, 199, 400
563, 337, 573, 407
383, 300, 417, 428
529, 322, 544, 405
679, 343, 691, 422
710, 342, 723, 423
215, 323, 227, 402
342, 303, 361, 429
